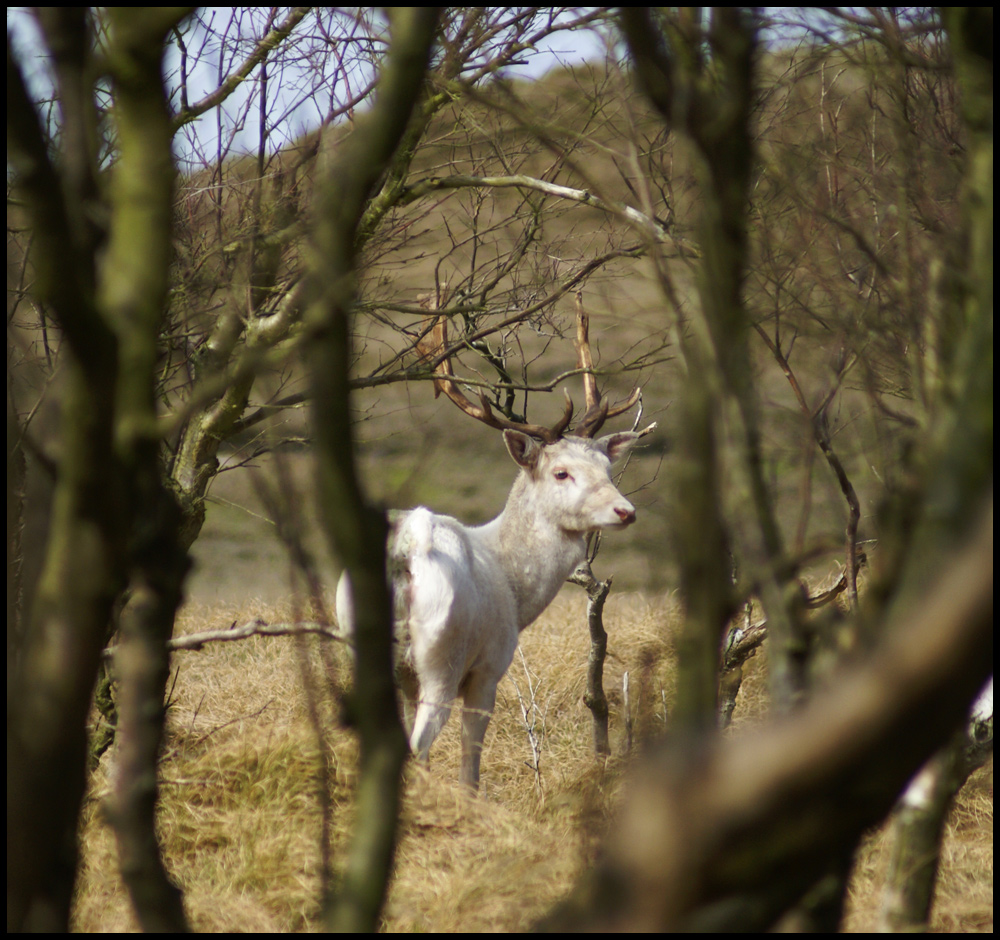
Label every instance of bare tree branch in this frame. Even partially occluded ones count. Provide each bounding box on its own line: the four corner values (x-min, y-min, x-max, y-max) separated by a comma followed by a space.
172, 7, 311, 129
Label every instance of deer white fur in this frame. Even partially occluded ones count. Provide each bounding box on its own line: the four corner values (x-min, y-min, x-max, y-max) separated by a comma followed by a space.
336, 427, 641, 789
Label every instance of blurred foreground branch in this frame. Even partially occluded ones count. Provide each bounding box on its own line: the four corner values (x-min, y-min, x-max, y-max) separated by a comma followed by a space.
545, 501, 992, 931
879, 678, 993, 930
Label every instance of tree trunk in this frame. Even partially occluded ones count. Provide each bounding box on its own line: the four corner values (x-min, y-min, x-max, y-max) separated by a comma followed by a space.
303, 9, 441, 932
6, 9, 192, 929
7, 361, 125, 931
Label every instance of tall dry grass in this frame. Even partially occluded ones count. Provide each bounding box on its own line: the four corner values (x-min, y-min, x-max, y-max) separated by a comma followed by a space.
73, 591, 992, 931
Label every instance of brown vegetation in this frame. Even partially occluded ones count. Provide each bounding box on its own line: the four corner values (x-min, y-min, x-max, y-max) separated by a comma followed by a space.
72, 593, 991, 932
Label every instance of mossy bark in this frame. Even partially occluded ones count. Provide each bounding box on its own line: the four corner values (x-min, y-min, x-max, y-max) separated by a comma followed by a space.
7, 8, 192, 930
303, 9, 441, 932
8, 12, 124, 926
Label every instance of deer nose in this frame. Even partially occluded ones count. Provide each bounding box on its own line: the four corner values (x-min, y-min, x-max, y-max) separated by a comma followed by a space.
615, 506, 636, 525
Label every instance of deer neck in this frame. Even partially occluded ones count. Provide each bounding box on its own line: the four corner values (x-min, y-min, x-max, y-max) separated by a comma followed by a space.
489, 471, 587, 630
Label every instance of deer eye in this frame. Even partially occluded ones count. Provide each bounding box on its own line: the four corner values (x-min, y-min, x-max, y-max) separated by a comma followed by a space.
554, 468, 570, 481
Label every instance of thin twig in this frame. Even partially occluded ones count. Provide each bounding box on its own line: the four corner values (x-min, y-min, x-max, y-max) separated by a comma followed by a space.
508, 649, 546, 795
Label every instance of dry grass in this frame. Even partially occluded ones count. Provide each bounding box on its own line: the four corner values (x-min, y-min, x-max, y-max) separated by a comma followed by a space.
72, 592, 992, 932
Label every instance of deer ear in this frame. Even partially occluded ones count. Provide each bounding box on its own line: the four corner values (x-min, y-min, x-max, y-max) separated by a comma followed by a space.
597, 431, 640, 463
503, 429, 542, 470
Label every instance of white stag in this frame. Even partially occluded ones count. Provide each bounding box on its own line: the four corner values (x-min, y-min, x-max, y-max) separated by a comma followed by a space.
338, 302, 652, 789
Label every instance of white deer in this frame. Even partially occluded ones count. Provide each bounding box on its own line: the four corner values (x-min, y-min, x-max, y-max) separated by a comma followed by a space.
337, 297, 653, 789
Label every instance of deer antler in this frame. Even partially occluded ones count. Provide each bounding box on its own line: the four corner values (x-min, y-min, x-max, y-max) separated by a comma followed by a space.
417, 311, 573, 444
416, 289, 653, 443
572, 292, 642, 439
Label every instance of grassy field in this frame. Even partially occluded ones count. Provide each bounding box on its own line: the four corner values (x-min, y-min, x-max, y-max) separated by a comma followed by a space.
73, 589, 991, 931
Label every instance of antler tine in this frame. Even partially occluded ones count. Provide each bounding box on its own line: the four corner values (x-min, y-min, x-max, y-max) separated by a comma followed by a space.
606, 387, 641, 419
574, 397, 609, 438
573, 293, 645, 438
420, 306, 574, 443
549, 388, 575, 439
574, 292, 607, 438
575, 292, 600, 412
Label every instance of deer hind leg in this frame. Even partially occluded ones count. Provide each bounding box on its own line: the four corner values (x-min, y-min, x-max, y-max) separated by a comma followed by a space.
409, 688, 454, 764
459, 674, 498, 791
396, 662, 420, 737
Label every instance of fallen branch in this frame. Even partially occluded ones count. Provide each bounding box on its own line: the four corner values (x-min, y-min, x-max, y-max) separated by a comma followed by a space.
103, 619, 348, 659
